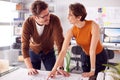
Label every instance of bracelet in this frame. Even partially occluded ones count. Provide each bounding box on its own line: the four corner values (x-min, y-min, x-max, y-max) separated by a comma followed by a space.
91, 68, 95, 72
57, 66, 64, 71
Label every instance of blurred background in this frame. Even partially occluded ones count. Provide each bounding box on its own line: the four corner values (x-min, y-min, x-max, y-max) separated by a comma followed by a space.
0, 0, 120, 72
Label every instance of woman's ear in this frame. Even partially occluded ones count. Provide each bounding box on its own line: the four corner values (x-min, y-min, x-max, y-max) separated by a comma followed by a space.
77, 16, 81, 21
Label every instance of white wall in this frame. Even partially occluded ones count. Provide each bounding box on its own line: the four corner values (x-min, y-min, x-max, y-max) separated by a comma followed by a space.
78, 0, 120, 7
49, 0, 120, 35
24, 0, 120, 7
24, 0, 120, 35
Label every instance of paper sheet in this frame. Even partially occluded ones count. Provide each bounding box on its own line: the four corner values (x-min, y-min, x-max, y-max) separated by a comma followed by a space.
0, 68, 89, 80
28, 71, 89, 80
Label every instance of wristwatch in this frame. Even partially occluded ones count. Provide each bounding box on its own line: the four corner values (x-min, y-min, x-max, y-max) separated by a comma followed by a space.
57, 66, 64, 71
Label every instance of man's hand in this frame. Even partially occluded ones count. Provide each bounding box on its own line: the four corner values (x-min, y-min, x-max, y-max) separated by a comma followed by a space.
82, 71, 95, 77
28, 68, 38, 75
24, 57, 38, 75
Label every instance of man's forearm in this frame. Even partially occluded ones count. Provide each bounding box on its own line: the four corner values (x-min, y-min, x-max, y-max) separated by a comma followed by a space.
24, 57, 33, 69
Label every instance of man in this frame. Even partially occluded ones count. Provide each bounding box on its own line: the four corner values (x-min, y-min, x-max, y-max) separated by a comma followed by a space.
21, 0, 64, 75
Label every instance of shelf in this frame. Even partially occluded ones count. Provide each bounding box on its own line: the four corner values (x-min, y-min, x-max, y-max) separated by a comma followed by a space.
15, 9, 29, 13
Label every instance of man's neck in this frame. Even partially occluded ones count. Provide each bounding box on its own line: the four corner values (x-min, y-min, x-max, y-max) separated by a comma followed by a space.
36, 22, 44, 26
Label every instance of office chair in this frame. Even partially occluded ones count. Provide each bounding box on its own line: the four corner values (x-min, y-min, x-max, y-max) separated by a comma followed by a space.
105, 49, 118, 66
70, 45, 83, 73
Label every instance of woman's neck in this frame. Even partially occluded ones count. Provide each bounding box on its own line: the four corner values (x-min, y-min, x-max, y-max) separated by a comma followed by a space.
75, 20, 85, 28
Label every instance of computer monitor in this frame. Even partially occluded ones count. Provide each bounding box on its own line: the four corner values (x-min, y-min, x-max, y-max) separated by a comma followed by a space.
102, 27, 120, 50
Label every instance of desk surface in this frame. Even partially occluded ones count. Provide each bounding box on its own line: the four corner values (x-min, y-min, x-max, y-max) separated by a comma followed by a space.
0, 68, 89, 80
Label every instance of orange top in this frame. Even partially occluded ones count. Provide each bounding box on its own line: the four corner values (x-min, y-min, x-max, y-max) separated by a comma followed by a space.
72, 20, 103, 55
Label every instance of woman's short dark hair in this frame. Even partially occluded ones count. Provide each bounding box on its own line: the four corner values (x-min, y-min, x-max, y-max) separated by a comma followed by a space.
31, 0, 48, 16
69, 3, 87, 21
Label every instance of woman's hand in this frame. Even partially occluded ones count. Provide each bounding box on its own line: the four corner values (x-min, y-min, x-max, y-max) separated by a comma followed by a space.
47, 69, 70, 80
82, 71, 95, 77
27, 68, 38, 75
47, 69, 57, 80
56, 69, 70, 77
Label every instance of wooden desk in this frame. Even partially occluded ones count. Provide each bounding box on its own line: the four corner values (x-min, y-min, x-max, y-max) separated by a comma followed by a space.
0, 68, 89, 80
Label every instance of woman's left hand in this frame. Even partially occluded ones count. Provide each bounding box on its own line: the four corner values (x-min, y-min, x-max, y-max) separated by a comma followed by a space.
82, 71, 95, 77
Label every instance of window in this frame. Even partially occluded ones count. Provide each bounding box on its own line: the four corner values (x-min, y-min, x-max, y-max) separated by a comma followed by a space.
0, 1, 17, 47
0, 1, 17, 22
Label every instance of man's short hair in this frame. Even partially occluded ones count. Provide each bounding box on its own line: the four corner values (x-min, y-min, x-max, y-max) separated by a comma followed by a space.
31, 0, 48, 16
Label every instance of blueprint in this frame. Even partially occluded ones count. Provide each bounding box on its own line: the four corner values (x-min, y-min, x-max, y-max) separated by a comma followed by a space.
28, 71, 89, 80
0, 68, 89, 80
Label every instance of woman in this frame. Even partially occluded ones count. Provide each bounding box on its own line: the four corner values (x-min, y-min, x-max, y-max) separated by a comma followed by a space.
47, 3, 107, 79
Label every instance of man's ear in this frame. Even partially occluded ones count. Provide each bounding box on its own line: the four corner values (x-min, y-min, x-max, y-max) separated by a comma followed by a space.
33, 16, 37, 19
33, 16, 38, 22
